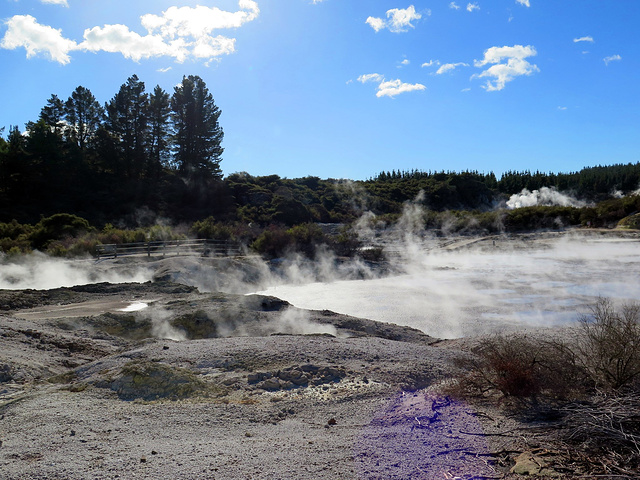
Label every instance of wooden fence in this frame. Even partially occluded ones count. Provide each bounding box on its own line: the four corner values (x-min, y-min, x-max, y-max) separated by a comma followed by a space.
95, 239, 243, 259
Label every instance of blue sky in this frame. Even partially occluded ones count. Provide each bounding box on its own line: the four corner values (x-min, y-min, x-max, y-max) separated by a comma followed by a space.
1, 0, 638, 180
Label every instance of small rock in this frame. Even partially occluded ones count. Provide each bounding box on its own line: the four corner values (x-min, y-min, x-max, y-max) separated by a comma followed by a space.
259, 378, 281, 391
140, 456, 147, 463
327, 418, 337, 426
510, 452, 553, 476
151, 451, 158, 455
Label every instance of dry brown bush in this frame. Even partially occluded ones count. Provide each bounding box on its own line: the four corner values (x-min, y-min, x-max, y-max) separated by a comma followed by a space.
573, 298, 640, 392
450, 333, 584, 403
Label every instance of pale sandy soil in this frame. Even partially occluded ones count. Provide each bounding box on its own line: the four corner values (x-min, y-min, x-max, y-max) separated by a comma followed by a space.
1, 230, 639, 479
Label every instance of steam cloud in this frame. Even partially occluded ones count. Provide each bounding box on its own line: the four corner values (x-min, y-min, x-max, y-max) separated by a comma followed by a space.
0, 251, 153, 290
506, 187, 586, 209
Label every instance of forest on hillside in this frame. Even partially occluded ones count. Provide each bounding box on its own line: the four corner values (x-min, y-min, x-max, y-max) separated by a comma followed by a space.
1, 73, 640, 257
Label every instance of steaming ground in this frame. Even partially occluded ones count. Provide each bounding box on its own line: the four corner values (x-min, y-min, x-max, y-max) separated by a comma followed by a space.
258, 230, 640, 338
2, 229, 640, 479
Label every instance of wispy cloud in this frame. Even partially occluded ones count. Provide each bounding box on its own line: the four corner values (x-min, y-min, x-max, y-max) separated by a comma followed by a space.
467, 3, 480, 12
436, 62, 469, 74
1, 1, 260, 64
357, 73, 426, 98
421, 59, 440, 68
573, 36, 594, 43
366, 5, 424, 33
41, 0, 69, 6
449, 2, 461, 9
515, 0, 530, 7
603, 54, 621, 66
358, 73, 385, 84
472, 44, 539, 91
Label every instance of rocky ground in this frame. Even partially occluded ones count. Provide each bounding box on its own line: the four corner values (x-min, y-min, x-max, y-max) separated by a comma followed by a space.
1, 231, 639, 479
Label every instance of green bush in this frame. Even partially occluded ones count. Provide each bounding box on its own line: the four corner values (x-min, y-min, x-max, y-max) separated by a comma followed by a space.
0, 219, 33, 239
250, 225, 294, 258
30, 213, 95, 249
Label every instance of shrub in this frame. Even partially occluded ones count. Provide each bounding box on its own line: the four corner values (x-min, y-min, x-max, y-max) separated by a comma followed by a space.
251, 225, 294, 258
191, 216, 233, 240
30, 213, 94, 249
452, 333, 583, 402
288, 223, 326, 256
573, 298, 640, 392
0, 219, 33, 239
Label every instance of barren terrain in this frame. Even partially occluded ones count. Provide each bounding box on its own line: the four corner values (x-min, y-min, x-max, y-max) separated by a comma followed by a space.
1, 230, 639, 479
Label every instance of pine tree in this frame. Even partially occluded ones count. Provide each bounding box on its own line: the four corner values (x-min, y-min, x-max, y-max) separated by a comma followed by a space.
105, 75, 149, 178
147, 85, 171, 177
171, 75, 223, 179
64, 86, 104, 151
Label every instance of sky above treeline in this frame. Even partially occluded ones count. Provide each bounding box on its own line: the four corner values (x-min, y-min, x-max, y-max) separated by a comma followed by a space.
1, 0, 638, 180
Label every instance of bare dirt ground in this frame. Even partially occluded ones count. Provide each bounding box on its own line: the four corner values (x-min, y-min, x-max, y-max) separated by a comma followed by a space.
1, 230, 639, 479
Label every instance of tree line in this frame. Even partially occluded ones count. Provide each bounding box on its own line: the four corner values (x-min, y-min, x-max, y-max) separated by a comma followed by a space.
372, 165, 640, 203
1, 73, 640, 228
0, 74, 226, 224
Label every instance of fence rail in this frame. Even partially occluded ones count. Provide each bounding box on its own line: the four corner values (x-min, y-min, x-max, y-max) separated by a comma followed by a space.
95, 239, 243, 259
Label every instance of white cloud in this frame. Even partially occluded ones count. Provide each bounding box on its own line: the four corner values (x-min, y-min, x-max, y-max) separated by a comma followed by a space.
357, 73, 425, 98
558, 106, 567, 111
357, 73, 385, 84
377, 79, 426, 97
366, 5, 423, 33
0, 14, 77, 64
515, 0, 530, 7
140, 1, 259, 38
421, 59, 440, 68
400, 59, 410, 66
473, 44, 539, 91
158, 66, 172, 73
450, 2, 461, 9
79, 24, 180, 62
573, 36, 594, 43
467, 3, 480, 12
365, 17, 386, 33
603, 54, 621, 65
1, 1, 259, 65
41, 0, 68, 6
436, 62, 469, 74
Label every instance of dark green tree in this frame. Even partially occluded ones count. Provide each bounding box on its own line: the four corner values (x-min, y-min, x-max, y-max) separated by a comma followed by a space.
171, 75, 223, 178
147, 85, 171, 177
39, 94, 66, 137
64, 86, 104, 151
105, 75, 149, 178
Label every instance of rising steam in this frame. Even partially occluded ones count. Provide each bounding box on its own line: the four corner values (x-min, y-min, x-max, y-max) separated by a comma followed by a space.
0, 251, 153, 290
506, 187, 587, 209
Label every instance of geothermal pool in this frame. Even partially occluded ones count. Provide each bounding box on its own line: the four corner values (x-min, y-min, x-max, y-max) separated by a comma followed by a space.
259, 236, 640, 338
